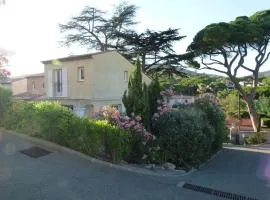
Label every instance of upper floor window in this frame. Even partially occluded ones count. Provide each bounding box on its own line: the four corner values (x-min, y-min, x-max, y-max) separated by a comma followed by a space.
54, 69, 62, 93
124, 71, 128, 82
48, 68, 68, 98
32, 82, 35, 89
78, 67, 85, 81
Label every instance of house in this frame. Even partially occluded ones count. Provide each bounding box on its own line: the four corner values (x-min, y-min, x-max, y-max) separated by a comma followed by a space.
168, 95, 197, 106
42, 51, 151, 117
11, 73, 45, 100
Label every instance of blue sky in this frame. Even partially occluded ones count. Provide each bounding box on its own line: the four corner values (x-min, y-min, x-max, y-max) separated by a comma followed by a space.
0, 0, 269, 76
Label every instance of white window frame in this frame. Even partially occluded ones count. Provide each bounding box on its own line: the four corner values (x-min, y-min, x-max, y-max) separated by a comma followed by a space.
124, 71, 128, 82
78, 67, 85, 81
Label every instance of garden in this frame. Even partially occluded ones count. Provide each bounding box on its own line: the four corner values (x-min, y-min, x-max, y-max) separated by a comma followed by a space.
0, 59, 228, 171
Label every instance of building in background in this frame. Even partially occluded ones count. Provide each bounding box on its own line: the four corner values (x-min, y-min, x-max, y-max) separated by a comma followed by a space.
11, 73, 45, 100
168, 95, 197, 106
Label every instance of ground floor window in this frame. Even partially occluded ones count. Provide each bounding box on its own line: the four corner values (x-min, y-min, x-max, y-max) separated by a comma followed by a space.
62, 105, 74, 110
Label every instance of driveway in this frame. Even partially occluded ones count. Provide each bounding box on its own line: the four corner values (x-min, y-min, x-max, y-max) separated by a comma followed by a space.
1, 131, 270, 200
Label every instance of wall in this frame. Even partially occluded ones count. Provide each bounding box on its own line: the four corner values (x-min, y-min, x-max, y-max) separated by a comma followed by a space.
44, 58, 94, 99
27, 76, 45, 94
227, 117, 253, 127
12, 78, 27, 95
91, 51, 151, 100
168, 97, 195, 105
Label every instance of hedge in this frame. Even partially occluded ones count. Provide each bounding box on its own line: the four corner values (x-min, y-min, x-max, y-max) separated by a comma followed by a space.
2, 101, 130, 163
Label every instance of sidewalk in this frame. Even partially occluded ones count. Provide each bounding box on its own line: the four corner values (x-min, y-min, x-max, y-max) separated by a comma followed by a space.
223, 142, 270, 154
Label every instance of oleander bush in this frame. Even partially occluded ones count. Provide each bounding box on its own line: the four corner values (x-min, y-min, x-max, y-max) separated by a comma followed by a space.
151, 89, 227, 169
194, 97, 228, 153
152, 108, 215, 169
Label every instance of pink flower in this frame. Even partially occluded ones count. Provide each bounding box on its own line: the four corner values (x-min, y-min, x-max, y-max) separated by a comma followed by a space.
124, 123, 131, 129
144, 133, 153, 141
134, 124, 141, 130
125, 116, 130, 121
153, 113, 159, 118
135, 115, 141, 121
130, 120, 136, 126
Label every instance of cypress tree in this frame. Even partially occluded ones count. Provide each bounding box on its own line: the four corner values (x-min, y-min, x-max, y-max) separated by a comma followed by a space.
122, 57, 144, 116
142, 83, 150, 129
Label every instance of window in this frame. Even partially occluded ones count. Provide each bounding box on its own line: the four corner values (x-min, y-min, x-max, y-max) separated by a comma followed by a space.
62, 104, 73, 110
32, 82, 35, 89
124, 71, 128, 82
54, 69, 62, 93
48, 68, 67, 97
42, 83, 45, 88
78, 67, 85, 81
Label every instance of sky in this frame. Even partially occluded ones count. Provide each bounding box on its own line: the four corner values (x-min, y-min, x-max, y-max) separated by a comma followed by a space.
0, 0, 269, 77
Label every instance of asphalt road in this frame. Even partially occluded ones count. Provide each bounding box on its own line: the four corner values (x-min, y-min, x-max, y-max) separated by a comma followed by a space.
1, 132, 269, 200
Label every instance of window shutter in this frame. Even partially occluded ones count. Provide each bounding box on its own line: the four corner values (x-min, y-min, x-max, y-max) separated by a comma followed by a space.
62, 68, 68, 97
47, 69, 53, 97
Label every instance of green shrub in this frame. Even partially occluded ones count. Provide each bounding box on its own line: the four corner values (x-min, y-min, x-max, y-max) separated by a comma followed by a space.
152, 108, 215, 169
262, 118, 270, 127
2, 101, 41, 136
2, 101, 131, 164
0, 85, 12, 121
124, 133, 145, 164
101, 121, 130, 163
194, 97, 227, 153
72, 119, 103, 156
245, 133, 267, 144
34, 101, 77, 146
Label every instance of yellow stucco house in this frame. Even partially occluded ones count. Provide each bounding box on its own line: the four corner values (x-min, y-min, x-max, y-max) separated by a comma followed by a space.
42, 51, 151, 117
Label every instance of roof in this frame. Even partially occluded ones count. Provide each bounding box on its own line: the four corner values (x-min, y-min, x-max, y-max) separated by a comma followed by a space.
13, 92, 44, 100
41, 50, 116, 64
11, 73, 44, 82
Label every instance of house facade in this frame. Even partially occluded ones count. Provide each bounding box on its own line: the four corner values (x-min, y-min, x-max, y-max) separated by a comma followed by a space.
42, 51, 151, 117
11, 73, 45, 100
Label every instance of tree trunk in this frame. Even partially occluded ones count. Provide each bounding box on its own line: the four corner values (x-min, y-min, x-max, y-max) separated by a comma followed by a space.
245, 97, 260, 132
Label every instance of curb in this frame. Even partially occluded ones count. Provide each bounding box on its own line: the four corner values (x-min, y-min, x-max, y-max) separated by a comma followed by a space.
185, 150, 223, 175
223, 143, 270, 154
1, 128, 191, 177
